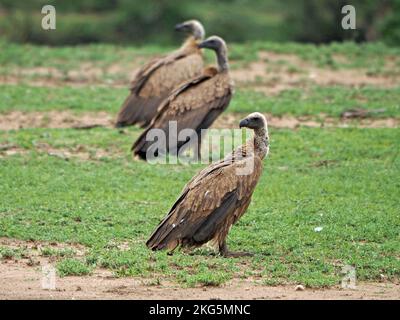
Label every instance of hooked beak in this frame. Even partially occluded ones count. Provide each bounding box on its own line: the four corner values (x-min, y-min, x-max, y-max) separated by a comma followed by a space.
239, 118, 249, 128
174, 23, 186, 32
197, 40, 209, 49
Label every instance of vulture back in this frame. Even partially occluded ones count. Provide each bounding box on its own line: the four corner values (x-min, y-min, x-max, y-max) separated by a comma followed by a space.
116, 41, 204, 128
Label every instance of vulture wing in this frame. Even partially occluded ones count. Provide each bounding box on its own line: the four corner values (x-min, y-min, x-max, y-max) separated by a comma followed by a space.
116, 50, 203, 127
146, 151, 263, 251
132, 69, 233, 159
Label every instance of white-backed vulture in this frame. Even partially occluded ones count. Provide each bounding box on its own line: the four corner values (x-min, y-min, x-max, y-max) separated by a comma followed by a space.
146, 112, 269, 257
115, 20, 205, 128
132, 36, 234, 160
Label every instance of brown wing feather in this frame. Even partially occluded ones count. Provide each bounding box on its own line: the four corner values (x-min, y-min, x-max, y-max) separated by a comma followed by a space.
146, 149, 263, 251
132, 70, 233, 159
131, 72, 212, 155
116, 51, 203, 127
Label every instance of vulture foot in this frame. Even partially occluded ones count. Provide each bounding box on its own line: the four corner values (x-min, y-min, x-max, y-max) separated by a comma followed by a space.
219, 242, 253, 258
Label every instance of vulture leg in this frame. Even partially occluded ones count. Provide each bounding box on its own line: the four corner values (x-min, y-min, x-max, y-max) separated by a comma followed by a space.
192, 108, 226, 162
195, 132, 202, 162
219, 241, 254, 258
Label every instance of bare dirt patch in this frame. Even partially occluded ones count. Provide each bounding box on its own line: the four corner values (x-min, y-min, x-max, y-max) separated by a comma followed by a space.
0, 237, 86, 256
1, 111, 398, 133
2, 52, 399, 93
0, 75, 127, 88
0, 111, 125, 159
0, 61, 142, 88
0, 111, 115, 131
0, 144, 28, 157
0, 141, 121, 161
213, 113, 400, 129
231, 51, 400, 95
34, 142, 120, 161
0, 259, 398, 300
0, 237, 87, 268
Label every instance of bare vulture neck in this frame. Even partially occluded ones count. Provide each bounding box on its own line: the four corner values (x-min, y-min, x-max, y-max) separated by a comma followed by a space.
216, 46, 229, 72
181, 36, 199, 53
253, 127, 269, 159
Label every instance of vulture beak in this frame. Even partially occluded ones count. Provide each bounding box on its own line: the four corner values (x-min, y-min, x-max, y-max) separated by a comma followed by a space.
197, 40, 209, 49
239, 118, 249, 128
174, 23, 186, 32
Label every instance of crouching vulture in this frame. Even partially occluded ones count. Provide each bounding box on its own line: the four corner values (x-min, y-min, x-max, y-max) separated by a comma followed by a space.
132, 36, 234, 160
115, 20, 205, 128
146, 112, 270, 257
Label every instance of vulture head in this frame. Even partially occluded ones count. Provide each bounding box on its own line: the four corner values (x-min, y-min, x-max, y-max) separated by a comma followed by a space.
198, 36, 229, 71
240, 112, 269, 158
198, 35, 226, 52
239, 112, 267, 130
175, 20, 205, 40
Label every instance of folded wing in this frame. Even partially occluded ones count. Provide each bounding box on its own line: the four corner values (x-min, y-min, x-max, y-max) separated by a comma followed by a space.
146, 153, 262, 251
116, 51, 203, 128
132, 68, 233, 159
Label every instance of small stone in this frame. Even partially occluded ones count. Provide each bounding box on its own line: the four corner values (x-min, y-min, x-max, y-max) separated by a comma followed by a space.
295, 285, 305, 291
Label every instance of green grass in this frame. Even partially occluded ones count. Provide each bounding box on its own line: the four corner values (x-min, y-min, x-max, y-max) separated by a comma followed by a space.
1, 126, 139, 152
0, 40, 170, 71
0, 85, 126, 113
0, 40, 399, 288
0, 246, 28, 260
41, 247, 76, 258
231, 86, 400, 117
56, 258, 92, 277
1, 127, 399, 287
1, 84, 399, 118
232, 41, 400, 70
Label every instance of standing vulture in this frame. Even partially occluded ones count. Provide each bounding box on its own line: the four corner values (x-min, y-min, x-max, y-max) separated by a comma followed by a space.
132, 36, 234, 160
146, 112, 270, 257
115, 20, 205, 128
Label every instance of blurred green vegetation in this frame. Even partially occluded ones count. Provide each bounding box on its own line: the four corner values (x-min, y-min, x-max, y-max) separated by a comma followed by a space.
0, 0, 399, 46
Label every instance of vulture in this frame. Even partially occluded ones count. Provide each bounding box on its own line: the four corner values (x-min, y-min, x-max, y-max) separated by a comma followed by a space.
132, 36, 234, 160
115, 20, 205, 128
146, 112, 270, 257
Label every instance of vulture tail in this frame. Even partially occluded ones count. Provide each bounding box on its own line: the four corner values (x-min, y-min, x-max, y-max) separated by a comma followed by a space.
115, 93, 143, 127
131, 128, 151, 161
135, 148, 148, 161
116, 93, 163, 128
146, 194, 188, 251
146, 191, 238, 251
146, 223, 176, 251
